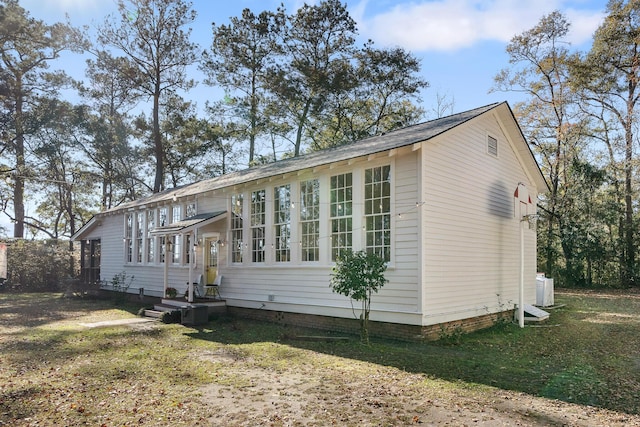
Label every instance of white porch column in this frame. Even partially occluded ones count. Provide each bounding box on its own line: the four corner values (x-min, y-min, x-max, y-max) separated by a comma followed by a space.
163, 236, 171, 298
187, 232, 194, 303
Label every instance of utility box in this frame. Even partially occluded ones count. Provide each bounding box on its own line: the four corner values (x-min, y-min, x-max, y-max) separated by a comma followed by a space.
536, 274, 554, 307
181, 305, 208, 325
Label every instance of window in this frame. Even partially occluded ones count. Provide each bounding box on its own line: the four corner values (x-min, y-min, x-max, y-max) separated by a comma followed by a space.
330, 173, 352, 261
231, 194, 243, 263
146, 210, 155, 263
159, 207, 168, 227
185, 234, 192, 264
300, 179, 320, 261
186, 202, 196, 218
136, 213, 144, 263
364, 165, 391, 262
251, 189, 266, 262
172, 235, 181, 264
488, 135, 498, 157
274, 185, 291, 262
172, 205, 182, 223
124, 214, 133, 263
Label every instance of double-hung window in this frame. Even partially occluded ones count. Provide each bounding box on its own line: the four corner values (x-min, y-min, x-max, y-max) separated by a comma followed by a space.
330, 173, 352, 261
251, 190, 266, 263
274, 185, 291, 262
300, 179, 320, 262
231, 194, 243, 263
364, 165, 391, 262
124, 214, 133, 263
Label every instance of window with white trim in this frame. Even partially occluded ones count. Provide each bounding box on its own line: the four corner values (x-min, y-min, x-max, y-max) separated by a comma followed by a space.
300, 179, 320, 262
364, 165, 391, 262
251, 189, 266, 263
172, 205, 182, 223
330, 173, 352, 261
125, 213, 133, 263
186, 202, 196, 218
146, 210, 155, 263
231, 194, 243, 263
274, 185, 291, 262
136, 213, 144, 263
159, 207, 167, 263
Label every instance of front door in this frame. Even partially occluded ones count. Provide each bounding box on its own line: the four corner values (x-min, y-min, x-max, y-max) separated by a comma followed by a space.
204, 236, 219, 285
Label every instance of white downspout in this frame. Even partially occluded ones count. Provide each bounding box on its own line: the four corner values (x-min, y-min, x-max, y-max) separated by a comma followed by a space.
519, 214, 525, 328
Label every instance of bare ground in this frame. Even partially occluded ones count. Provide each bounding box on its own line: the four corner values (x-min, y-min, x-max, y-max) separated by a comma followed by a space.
194, 344, 640, 426
2, 292, 640, 426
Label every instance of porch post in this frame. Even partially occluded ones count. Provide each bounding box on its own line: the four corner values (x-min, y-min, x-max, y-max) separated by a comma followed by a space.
187, 232, 194, 303
163, 235, 170, 298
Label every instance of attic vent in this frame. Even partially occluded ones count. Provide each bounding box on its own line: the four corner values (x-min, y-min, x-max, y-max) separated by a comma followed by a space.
487, 135, 498, 157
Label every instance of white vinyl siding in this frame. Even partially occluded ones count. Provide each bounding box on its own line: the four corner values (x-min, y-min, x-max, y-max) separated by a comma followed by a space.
421, 116, 537, 325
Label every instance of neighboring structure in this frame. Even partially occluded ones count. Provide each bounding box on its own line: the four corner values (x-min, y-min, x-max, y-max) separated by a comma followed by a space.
72, 102, 547, 339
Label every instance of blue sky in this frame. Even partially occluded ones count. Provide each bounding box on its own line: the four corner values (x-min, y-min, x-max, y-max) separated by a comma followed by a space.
19, 0, 608, 116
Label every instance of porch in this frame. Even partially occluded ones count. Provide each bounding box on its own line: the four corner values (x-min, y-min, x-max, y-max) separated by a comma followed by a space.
143, 297, 227, 325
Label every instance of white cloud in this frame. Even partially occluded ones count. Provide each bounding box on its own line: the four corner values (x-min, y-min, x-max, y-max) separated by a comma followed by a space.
355, 0, 605, 52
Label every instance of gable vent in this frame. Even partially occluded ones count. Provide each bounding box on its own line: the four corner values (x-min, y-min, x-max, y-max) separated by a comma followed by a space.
487, 135, 498, 157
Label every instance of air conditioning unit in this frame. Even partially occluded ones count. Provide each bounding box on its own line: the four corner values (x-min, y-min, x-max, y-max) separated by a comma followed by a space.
536, 274, 554, 307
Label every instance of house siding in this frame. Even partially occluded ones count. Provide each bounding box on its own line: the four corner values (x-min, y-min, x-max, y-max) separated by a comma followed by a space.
217, 150, 422, 325
420, 112, 537, 326
72, 102, 546, 334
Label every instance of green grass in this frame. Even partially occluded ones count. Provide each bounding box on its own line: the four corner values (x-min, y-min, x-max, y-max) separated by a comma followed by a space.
1, 290, 639, 426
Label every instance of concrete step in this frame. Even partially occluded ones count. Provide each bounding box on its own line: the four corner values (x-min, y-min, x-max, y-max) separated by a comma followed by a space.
153, 303, 182, 312
143, 309, 165, 319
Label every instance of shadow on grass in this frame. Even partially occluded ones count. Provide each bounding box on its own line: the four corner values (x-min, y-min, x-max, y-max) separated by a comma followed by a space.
184, 296, 640, 416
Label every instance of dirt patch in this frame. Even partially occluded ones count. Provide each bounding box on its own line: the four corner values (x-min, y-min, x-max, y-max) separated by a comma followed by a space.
196, 353, 640, 426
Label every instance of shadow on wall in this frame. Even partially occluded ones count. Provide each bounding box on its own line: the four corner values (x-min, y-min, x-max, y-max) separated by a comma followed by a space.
487, 180, 513, 220
487, 180, 515, 303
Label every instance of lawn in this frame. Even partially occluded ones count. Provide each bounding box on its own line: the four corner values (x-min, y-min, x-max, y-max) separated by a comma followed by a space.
1, 290, 639, 426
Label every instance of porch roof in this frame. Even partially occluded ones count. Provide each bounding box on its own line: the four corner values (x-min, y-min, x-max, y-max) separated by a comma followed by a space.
149, 211, 227, 236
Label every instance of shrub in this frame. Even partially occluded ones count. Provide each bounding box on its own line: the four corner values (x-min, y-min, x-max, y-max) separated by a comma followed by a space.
5, 239, 76, 292
330, 250, 388, 344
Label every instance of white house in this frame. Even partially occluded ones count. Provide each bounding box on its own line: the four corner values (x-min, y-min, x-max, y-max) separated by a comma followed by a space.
72, 102, 547, 339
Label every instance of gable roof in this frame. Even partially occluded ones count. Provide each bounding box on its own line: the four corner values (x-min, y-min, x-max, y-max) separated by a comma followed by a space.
103, 101, 547, 215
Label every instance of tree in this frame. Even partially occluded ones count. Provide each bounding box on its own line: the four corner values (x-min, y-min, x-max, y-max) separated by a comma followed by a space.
0, 0, 85, 238
98, 0, 198, 193
268, 0, 357, 157
330, 250, 387, 344
309, 42, 427, 150
569, 0, 640, 286
79, 51, 142, 209
492, 11, 591, 284
202, 7, 285, 166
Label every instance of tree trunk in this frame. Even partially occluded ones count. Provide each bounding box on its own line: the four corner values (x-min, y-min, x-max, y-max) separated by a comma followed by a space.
152, 87, 163, 193
13, 81, 25, 239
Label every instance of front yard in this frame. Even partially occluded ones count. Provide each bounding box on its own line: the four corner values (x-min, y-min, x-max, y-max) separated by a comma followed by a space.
0, 290, 639, 426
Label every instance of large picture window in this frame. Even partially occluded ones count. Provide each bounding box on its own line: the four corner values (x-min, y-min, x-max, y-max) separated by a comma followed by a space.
274, 185, 291, 262
251, 189, 266, 262
300, 179, 320, 262
330, 173, 352, 261
231, 194, 243, 263
364, 165, 391, 262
